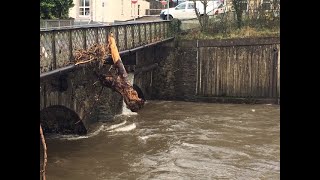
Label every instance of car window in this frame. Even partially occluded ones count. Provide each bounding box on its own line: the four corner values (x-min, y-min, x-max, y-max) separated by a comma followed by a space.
187, 3, 195, 9
175, 3, 186, 10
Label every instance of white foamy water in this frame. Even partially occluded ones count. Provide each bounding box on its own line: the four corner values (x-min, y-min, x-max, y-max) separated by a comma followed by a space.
50, 134, 90, 140
121, 73, 138, 116
108, 123, 136, 132
138, 134, 161, 143
48, 124, 106, 141
139, 136, 149, 141
122, 103, 138, 116
48, 119, 132, 140
62, 120, 136, 139
181, 142, 199, 148
106, 120, 127, 131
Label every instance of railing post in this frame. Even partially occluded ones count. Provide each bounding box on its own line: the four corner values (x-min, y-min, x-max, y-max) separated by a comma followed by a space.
83, 29, 87, 49
115, 26, 119, 48
51, 31, 57, 70
149, 23, 152, 43
144, 23, 147, 44
162, 22, 166, 38
69, 30, 73, 62
131, 25, 135, 48
95, 28, 99, 44
159, 22, 162, 40
124, 25, 128, 49
105, 27, 110, 43
166, 22, 169, 38
138, 24, 141, 46
154, 23, 156, 41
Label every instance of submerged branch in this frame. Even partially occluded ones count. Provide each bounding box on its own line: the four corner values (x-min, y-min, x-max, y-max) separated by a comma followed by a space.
40, 124, 47, 180
95, 72, 145, 112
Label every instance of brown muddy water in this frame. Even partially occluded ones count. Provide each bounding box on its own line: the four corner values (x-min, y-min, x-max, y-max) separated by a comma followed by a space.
43, 100, 280, 180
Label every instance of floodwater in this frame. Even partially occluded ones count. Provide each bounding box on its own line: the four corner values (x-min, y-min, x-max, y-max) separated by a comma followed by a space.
43, 100, 280, 180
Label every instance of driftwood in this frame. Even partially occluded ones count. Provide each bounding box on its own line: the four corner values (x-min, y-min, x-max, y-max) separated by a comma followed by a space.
73, 33, 145, 112
40, 125, 47, 180
74, 43, 108, 66
96, 71, 144, 112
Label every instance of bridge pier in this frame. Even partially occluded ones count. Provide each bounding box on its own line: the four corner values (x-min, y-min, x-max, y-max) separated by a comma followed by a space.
133, 41, 175, 100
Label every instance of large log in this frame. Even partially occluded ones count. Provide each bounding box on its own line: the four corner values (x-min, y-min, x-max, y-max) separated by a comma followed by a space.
101, 33, 145, 112
95, 72, 145, 112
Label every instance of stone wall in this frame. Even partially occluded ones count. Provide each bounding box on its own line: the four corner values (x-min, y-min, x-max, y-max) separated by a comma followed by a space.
150, 37, 280, 104
40, 63, 123, 134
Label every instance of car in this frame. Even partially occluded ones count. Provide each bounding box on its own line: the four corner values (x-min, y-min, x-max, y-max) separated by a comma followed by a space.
207, 3, 226, 16
172, 0, 187, 6
160, 0, 223, 20
157, 0, 186, 7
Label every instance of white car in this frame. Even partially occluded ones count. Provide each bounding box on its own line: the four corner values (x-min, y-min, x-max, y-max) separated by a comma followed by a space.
207, 3, 226, 16
160, 0, 223, 20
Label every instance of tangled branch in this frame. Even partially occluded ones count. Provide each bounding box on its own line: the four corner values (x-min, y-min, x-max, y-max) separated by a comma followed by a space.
74, 43, 109, 66
96, 72, 145, 112
40, 124, 47, 180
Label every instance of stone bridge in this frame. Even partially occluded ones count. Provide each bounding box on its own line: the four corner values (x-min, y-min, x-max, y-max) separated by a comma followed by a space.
40, 20, 174, 134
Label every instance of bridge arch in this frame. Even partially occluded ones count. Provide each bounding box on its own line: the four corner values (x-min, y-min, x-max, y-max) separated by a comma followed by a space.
40, 105, 87, 135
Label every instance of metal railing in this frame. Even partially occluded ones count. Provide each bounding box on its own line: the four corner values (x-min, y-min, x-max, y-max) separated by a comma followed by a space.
40, 19, 75, 30
40, 20, 172, 74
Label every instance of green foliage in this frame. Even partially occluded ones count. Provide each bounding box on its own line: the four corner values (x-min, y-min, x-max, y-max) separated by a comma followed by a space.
169, 19, 182, 35
40, 0, 75, 19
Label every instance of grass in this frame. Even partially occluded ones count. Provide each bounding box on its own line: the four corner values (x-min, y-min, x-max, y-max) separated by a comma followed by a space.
179, 26, 280, 40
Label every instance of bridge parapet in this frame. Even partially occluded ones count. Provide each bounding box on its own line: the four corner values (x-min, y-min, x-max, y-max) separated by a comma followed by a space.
40, 20, 172, 74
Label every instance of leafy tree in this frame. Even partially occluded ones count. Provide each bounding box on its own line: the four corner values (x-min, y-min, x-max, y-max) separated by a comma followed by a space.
40, 0, 55, 19
192, 0, 209, 32
40, 0, 74, 19
232, 0, 244, 29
